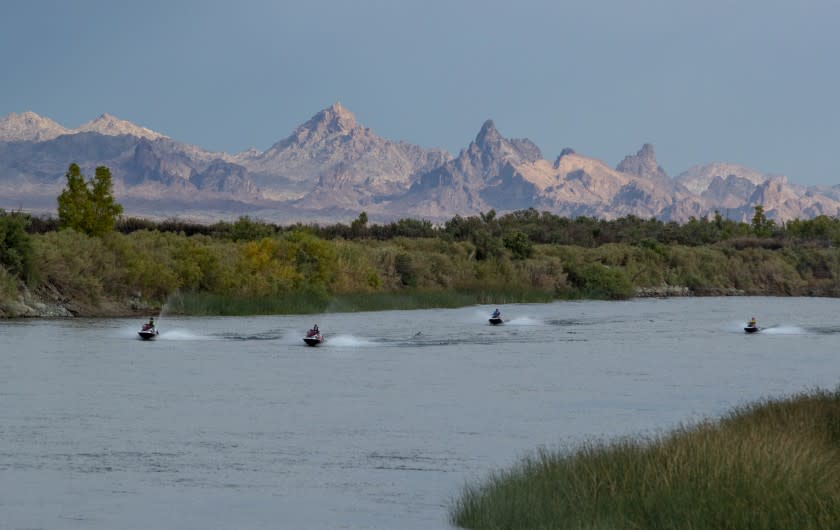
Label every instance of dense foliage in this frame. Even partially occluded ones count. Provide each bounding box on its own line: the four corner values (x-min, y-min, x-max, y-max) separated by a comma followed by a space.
0, 210, 35, 295
5, 206, 840, 315
25, 207, 840, 249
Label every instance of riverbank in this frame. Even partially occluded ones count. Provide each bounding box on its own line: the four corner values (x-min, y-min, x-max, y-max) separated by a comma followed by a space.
450, 389, 840, 529
0, 281, 834, 318
3, 222, 840, 318
0, 280, 155, 318
0, 284, 559, 318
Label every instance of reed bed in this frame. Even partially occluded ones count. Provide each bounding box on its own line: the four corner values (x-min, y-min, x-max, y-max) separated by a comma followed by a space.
164, 291, 330, 315
451, 389, 840, 530
166, 288, 556, 316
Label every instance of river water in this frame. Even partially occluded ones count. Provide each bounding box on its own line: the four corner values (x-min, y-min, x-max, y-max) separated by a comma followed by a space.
2, 297, 839, 529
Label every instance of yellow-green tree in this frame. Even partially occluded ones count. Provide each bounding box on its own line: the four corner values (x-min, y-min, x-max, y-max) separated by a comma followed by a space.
57, 163, 91, 232
89, 166, 123, 235
57, 163, 123, 236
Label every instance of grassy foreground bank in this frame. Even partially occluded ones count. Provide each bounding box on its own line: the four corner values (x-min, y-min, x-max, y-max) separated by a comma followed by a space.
451, 390, 840, 530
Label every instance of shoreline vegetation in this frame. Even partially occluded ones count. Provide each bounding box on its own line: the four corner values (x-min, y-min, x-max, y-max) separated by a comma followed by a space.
450, 389, 840, 530
2, 207, 840, 317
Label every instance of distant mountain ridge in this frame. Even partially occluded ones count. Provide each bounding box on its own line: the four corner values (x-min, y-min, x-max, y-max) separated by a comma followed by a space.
1, 104, 839, 223
77, 113, 166, 141
0, 111, 71, 142
0, 111, 165, 142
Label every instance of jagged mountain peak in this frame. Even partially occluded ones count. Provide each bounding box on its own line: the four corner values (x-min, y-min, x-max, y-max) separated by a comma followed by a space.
0, 111, 71, 141
475, 119, 502, 147
616, 143, 674, 191
76, 113, 166, 140
292, 102, 360, 143
554, 148, 576, 168
469, 119, 542, 165
250, 103, 451, 204
617, 143, 663, 175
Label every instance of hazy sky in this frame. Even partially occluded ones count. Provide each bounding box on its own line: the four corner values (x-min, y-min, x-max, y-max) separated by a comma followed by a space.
2, 0, 839, 185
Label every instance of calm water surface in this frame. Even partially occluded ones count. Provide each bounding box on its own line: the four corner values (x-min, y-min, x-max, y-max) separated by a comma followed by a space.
2, 297, 839, 529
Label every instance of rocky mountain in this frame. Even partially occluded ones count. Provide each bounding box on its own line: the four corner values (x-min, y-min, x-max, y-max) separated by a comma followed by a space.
392, 126, 711, 221
190, 159, 260, 199
77, 113, 167, 141
1, 105, 839, 223
0, 116, 262, 208
393, 120, 542, 217
237, 103, 450, 206
676, 163, 773, 195
616, 143, 679, 193
0, 111, 71, 142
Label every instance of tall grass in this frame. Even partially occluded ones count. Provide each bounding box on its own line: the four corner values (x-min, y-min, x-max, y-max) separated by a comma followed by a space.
327, 288, 554, 313
165, 291, 330, 316
166, 288, 556, 316
0, 265, 19, 300
451, 389, 840, 530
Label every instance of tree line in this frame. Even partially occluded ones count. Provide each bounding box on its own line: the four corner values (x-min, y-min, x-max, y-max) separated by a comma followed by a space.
2, 162, 840, 308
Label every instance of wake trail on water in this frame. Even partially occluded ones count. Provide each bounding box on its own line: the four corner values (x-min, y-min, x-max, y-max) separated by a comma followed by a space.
761, 325, 806, 335
506, 316, 542, 326
277, 331, 314, 346
276, 331, 377, 347
469, 309, 541, 326
158, 329, 215, 341
808, 325, 840, 335
325, 335, 377, 347
726, 321, 806, 335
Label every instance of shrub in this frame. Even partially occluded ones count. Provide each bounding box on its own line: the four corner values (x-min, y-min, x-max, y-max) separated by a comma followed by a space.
503, 230, 534, 259
564, 262, 634, 299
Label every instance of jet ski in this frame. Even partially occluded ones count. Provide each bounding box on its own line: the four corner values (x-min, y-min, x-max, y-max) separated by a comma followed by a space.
744, 325, 760, 334
489, 311, 503, 325
303, 329, 325, 346
138, 323, 159, 340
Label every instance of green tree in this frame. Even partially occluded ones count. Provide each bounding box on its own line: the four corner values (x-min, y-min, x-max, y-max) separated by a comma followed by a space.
350, 211, 368, 238
0, 210, 34, 283
57, 163, 92, 233
89, 166, 123, 236
503, 230, 533, 259
57, 163, 123, 236
751, 204, 776, 237
225, 216, 275, 241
